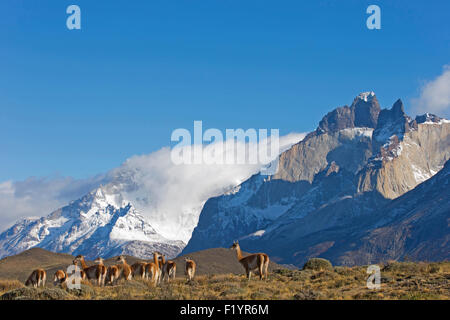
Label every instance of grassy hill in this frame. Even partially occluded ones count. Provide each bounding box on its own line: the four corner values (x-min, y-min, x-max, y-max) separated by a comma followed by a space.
0, 248, 449, 300
0, 247, 284, 282
0, 248, 75, 282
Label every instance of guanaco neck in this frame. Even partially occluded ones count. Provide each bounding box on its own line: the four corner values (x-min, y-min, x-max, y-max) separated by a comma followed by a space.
235, 245, 244, 261
161, 255, 166, 265
79, 257, 88, 270
153, 253, 160, 270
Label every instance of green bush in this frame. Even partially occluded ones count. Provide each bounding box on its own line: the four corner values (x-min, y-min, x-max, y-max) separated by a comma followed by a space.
303, 258, 333, 271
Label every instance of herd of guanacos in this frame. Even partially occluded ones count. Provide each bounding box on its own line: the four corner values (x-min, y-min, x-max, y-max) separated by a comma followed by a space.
24, 241, 270, 288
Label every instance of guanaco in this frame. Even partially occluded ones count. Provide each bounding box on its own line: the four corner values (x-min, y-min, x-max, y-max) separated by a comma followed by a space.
145, 252, 161, 285
184, 258, 196, 281
116, 255, 132, 281
230, 241, 269, 280
73, 255, 105, 286
53, 270, 67, 286
25, 269, 46, 288
161, 254, 177, 282
94, 257, 108, 286
131, 261, 147, 279
105, 265, 120, 285
73, 260, 87, 281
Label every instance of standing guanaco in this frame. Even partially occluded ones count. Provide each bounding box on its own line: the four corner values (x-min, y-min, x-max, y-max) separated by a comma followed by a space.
25, 269, 46, 288
230, 241, 269, 280
116, 255, 132, 281
131, 261, 147, 279
72, 260, 87, 281
73, 255, 105, 286
161, 254, 177, 282
144, 252, 161, 286
94, 257, 108, 286
105, 265, 120, 285
184, 258, 196, 281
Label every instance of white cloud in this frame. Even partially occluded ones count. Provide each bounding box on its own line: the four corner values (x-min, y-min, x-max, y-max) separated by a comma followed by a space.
108, 132, 306, 242
0, 175, 107, 232
0, 133, 306, 240
411, 65, 450, 117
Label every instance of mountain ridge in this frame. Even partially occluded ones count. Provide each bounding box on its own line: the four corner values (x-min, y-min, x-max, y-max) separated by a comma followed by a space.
183, 93, 450, 266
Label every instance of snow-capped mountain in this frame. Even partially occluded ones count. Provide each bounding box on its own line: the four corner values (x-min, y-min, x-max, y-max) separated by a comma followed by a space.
2, 92, 448, 264
0, 186, 184, 259
183, 93, 450, 266
0, 130, 304, 260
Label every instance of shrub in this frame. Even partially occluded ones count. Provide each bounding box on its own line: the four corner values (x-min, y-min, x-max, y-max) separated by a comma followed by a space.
67, 284, 95, 298
303, 258, 333, 271
1, 287, 71, 300
427, 263, 442, 274
382, 261, 420, 273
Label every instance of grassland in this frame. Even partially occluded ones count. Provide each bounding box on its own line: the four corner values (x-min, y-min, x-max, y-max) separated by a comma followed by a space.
1, 260, 449, 300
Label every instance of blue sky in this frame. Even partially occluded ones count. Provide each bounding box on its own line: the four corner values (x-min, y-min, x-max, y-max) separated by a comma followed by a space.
1, 0, 449, 181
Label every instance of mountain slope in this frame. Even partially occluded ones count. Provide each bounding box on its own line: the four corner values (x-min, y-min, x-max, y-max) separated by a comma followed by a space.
0, 247, 75, 282
334, 158, 450, 265
183, 93, 450, 266
278, 159, 450, 266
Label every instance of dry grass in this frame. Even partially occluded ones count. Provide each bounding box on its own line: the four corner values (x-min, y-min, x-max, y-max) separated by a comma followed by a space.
2, 261, 448, 300
0, 279, 24, 295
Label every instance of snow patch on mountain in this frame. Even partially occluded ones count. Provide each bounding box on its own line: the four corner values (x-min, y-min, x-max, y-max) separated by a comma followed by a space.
358, 91, 375, 102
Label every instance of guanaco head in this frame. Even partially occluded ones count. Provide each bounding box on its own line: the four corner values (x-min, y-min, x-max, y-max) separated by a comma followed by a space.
53, 270, 66, 284
94, 257, 104, 265
116, 255, 126, 264
230, 240, 239, 250
73, 254, 84, 263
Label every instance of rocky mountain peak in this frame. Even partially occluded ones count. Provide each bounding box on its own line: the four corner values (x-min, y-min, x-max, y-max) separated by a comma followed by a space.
373, 99, 410, 144
317, 92, 380, 134
352, 92, 381, 129
317, 105, 354, 133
